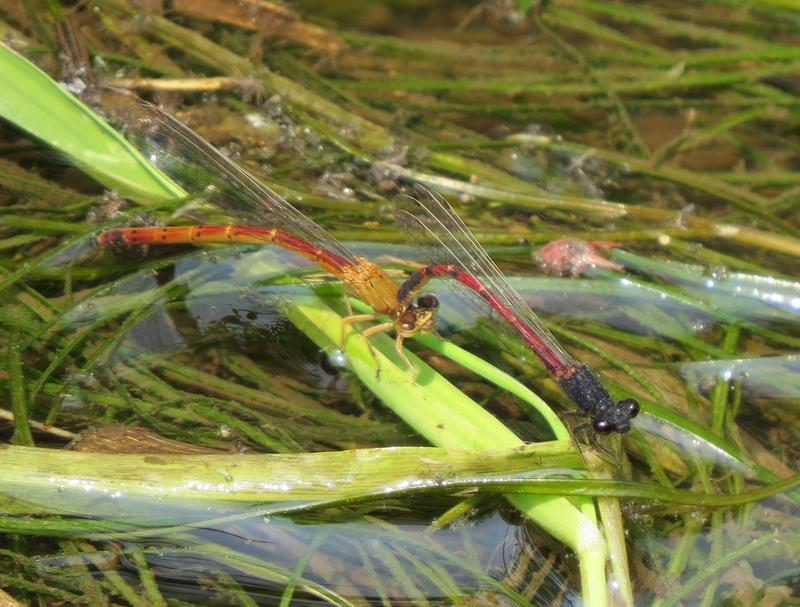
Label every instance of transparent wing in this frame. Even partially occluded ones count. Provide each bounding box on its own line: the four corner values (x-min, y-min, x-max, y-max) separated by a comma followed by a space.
395, 185, 575, 367
109, 95, 359, 273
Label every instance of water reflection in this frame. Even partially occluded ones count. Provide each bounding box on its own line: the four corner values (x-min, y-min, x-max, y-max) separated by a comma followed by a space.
680, 355, 800, 400
614, 249, 800, 323
37, 512, 574, 606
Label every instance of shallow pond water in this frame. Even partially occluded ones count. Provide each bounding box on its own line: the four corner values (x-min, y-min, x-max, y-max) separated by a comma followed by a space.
2, 1, 800, 605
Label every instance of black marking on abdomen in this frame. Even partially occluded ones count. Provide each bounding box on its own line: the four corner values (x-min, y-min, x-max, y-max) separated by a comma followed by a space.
104, 229, 132, 246
396, 267, 432, 303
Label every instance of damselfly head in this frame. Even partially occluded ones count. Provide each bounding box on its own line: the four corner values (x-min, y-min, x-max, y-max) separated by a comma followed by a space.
593, 398, 640, 434
395, 302, 438, 337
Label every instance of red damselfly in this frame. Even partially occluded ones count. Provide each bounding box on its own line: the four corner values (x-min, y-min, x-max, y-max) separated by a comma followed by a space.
393, 187, 639, 434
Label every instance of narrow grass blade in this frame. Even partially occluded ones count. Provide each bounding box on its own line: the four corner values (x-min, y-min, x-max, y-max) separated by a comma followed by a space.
0, 42, 182, 203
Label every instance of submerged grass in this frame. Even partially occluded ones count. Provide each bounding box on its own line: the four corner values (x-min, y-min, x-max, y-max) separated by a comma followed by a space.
1, 0, 799, 605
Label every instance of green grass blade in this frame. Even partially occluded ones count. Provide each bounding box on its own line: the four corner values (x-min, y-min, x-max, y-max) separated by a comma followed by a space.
0, 41, 182, 203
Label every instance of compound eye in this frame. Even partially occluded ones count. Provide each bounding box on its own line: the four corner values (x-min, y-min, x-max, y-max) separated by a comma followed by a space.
397, 319, 416, 332
619, 399, 640, 418
416, 294, 439, 310
592, 419, 614, 434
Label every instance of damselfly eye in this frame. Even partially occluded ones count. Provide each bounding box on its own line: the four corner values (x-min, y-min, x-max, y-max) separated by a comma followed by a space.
619, 399, 640, 418
592, 419, 613, 434
417, 294, 439, 310
397, 319, 416, 332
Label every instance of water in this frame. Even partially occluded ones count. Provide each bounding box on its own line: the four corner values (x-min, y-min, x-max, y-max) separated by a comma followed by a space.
38, 241, 799, 604
3, 2, 800, 603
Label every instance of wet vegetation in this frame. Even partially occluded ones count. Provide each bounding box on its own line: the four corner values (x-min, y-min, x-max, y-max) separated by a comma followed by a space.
1, 0, 800, 605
